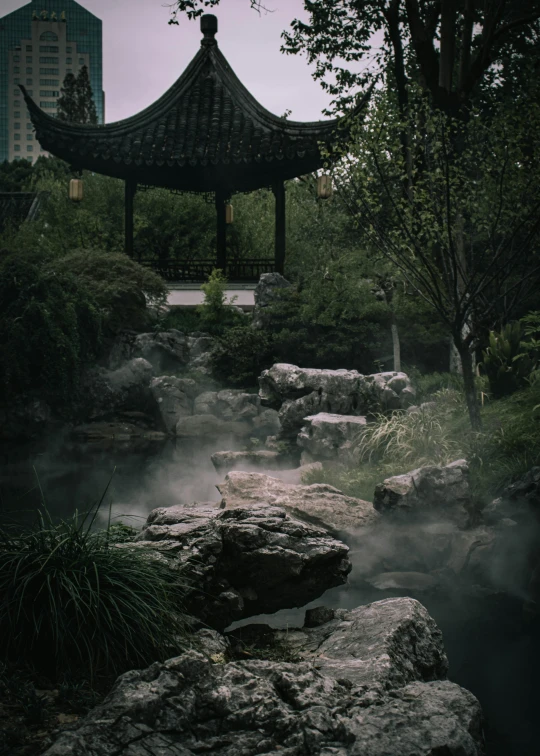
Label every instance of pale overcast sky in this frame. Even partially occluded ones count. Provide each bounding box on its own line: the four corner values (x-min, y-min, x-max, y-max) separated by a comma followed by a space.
2, 0, 340, 123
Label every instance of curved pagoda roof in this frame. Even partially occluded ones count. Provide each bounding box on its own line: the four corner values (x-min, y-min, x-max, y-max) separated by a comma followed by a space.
20, 15, 370, 194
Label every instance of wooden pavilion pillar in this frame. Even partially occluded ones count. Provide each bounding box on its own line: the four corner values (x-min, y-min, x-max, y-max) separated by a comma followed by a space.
215, 189, 227, 272
124, 179, 137, 259
273, 181, 286, 276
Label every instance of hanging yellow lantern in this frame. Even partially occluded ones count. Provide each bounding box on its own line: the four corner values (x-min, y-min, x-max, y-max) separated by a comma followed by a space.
317, 173, 333, 199
225, 203, 234, 224
69, 178, 83, 202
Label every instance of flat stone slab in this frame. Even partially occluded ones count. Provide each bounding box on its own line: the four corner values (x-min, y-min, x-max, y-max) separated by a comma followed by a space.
217, 470, 380, 533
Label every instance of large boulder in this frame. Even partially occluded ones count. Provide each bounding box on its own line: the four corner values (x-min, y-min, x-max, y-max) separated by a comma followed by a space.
150, 376, 197, 433
133, 330, 189, 373
252, 272, 293, 329
133, 503, 351, 629
373, 459, 471, 525
297, 412, 368, 460
43, 599, 484, 756
81, 358, 155, 420
244, 597, 449, 691
186, 335, 216, 373
259, 363, 415, 438
217, 470, 380, 533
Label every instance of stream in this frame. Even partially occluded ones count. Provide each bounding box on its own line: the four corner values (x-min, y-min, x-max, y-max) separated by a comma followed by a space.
0, 433, 537, 756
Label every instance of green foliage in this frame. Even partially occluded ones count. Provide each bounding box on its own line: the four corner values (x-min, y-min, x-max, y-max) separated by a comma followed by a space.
0, 253, 102, 407
481, 323, 531, 398
0, 495, 190, 680
46, 249, 168, 333
57, 66, 97, 124
211, 326, 273, 387
196, 268, 244, 334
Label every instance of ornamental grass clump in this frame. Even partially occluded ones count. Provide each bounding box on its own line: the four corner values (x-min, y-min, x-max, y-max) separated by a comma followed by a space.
0, 487, 190, 681
354, 390, 466, 468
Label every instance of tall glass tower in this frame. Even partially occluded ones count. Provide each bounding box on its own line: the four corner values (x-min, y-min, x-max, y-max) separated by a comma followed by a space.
0, 0, 104, 163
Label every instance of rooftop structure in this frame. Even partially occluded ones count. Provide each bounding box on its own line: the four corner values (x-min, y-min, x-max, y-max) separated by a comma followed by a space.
21, 14, 370, 281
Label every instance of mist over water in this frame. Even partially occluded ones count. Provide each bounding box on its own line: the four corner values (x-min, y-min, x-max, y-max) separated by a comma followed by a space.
1, 433, 538, 755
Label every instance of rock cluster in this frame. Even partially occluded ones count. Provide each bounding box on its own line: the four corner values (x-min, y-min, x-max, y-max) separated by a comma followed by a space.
132, 503, 351, 630
259, 363, 416, 439
43, 598, 484, 756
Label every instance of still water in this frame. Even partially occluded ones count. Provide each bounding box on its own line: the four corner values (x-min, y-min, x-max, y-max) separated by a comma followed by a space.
0, 433, 537, 756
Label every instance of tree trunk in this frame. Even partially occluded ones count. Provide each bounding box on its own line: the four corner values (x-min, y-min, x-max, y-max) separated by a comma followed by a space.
455, 338, 482, 430
391, 320, 401, 372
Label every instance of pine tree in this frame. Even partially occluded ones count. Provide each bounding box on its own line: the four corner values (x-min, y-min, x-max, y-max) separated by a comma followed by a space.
56, 66, 97, 124
56, 73, 78, 122
75, 65, 98, 125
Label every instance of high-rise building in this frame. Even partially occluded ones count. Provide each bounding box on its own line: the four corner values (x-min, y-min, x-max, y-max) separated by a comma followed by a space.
0, 0, 104, 164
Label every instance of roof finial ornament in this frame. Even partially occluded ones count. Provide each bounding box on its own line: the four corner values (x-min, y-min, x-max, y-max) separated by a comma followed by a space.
201, 14, 218, 46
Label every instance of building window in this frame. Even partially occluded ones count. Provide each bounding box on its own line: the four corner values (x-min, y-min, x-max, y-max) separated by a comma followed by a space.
26, 80, 32, 86
13, 78, 20, 84
27, 123, 32, 129
40, 32, 58, 42
13, 66, 20, 73
14, 134, 20, 140
66, 47, 72, 53
26, 67, 32, 73
13, 100, 20, 107
40, 79, 59, 86
13, 55, 20, 62
27, 91, 33, 96
40, 90, 59, 97
27, 146, 34, 152
40, 46, 59, 53
26, 56, 32, 63
39, 57, 59, 64
14, 145, 21, 152
40, 102, 58, 109
26, 45, 32, 51
27, 134, 33, 141
14, 123, 20, 130
66, 69, 72, 73
66, 57, 72, 64
14, 112, 20, 118
79, 58, 85, 65
40, 68, 59, 75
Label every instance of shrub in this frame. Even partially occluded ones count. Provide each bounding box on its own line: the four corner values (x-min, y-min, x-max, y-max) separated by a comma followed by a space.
0, 253, 102, 406
46, 249, 168, 333
480, 322, 531, 398
0, 497, 190, 680
212, 326, 274, 387
196, 268, 245, 334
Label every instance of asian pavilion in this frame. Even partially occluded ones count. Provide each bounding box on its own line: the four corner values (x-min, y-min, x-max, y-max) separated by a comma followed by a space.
20, 15, 370, 282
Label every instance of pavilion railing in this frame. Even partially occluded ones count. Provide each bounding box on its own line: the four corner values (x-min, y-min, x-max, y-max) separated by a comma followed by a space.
140, 258, 276, 283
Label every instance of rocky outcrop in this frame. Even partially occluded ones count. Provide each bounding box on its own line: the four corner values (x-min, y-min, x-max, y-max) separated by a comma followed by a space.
173, 390, 279, 438
133, 504, 351, 629
217, 470, 380, 533
150, 376, 197, 433
80, 358, 155, 421
259, 363, 416, 438
43, 598, 484, 756
106, 330, 216, 376
373, 459, 471, 525
252, 271, 293, 329
297, 412, 368, 460
211, 449, 291, 474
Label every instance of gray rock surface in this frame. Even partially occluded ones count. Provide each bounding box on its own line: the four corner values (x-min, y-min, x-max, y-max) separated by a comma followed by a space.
186, 335, 216, 373
134, 330, 189, 373
211, 449, 291, 473
43, 598, 484, 756
273, 597, 448, 691
259, 363, 415, 438
81, 358, 155, 420
298, 412, 368, 460
365, 571, 440, 593
150, 376, 197, 433
175, 413, 251, 438
217, 470, 380, 533
134, 503, 351, 629
373, 459, 471, 524
252, 272, 293, 329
